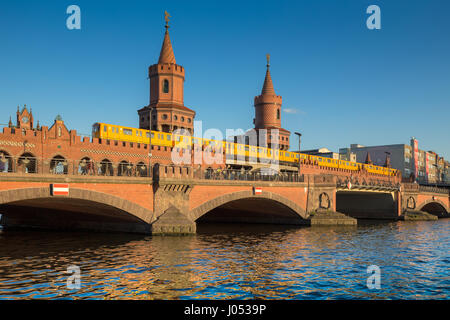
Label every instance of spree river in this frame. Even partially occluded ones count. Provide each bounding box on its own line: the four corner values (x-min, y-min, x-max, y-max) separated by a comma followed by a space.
0, 219, 448, 300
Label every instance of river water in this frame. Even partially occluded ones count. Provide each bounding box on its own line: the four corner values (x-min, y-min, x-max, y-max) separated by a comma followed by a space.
0, 219, 448, 300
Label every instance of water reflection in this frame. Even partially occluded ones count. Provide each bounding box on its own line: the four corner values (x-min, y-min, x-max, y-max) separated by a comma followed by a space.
0, 220, 448, 299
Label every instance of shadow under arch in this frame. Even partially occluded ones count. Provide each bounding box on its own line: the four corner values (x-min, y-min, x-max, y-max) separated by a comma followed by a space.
0, 187, 153, 233
190, 190, 308, 225
418, 199, 449, 216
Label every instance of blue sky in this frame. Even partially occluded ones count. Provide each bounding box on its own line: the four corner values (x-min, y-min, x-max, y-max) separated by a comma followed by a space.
1, 0, 449, 158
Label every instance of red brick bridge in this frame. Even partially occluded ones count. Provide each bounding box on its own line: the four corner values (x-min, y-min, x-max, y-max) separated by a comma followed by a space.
0, 164, 448, 234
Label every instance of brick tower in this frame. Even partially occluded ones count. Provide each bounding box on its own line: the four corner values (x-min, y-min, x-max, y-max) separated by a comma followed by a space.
254, 55, 290, 150
138, 12, 195, 134
16, 105, 34, 130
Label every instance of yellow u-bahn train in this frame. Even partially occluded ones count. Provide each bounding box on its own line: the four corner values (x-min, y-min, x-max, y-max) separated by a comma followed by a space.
92, 122, 398, 177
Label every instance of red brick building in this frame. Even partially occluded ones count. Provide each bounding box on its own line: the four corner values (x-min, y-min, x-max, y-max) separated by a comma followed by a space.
0, 15, 293, 176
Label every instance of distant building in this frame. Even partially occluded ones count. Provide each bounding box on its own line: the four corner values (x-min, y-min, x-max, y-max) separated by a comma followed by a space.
339, 139, 449, 184
300, 148, 340, 160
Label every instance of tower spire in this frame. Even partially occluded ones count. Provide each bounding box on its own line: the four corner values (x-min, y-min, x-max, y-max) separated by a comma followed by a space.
365, 152, 373, 164
261, 54, 275, 96
158, 11, 176, 64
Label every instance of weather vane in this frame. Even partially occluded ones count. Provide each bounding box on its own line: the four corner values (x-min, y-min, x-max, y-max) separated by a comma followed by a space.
164, 11, 171, 28
266, 53, 270, 67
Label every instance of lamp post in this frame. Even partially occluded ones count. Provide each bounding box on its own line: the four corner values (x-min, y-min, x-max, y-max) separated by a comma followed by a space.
433, 164, 439, 188
294, 132, 302, 179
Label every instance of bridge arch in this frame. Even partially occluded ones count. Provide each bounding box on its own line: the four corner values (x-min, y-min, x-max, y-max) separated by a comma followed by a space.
418, 198, 449, 215
0, 187, 153, 232
190, 190, 307, 224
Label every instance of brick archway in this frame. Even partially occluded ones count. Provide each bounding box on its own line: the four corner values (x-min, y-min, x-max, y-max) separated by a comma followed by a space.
189, 190, 307, 221
418, 198, 449, 214
0, 187, 153, 223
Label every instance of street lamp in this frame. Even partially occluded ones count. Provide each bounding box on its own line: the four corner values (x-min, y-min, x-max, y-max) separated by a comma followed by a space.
432, 164, 439, 188
294, 132, 302, 178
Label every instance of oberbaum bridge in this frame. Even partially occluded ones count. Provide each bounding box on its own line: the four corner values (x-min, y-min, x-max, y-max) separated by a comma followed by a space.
0, 17, 448, 235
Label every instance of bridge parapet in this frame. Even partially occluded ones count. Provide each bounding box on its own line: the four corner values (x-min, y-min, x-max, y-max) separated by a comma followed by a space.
156, 164, 305, 183
0, 155, 152, 178
418, 185, 449, 195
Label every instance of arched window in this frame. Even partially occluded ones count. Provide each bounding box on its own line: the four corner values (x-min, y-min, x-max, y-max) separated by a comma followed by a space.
100, 159, 113, 176
163, 79, 169, 93
0, 150, 12, 173
50, 155, 67, 175
19, 152, 37, 173
277, 109, 280, 120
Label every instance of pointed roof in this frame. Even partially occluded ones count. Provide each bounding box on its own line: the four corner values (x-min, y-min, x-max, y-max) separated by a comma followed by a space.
384, 153, 391, 167
365, 152, 372, 164
158, 21, 176, 64
261, 54, 275, 95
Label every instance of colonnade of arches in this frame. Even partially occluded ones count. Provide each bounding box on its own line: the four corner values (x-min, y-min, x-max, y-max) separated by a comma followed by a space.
0, 150, 149, 177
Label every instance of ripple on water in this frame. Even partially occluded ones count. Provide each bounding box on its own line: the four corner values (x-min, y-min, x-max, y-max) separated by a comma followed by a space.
0, 220, 448, 299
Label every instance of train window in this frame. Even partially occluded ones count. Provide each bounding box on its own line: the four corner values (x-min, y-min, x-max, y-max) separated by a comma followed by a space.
123, 129, 132, 135
296, 154, 299, 158
104, 126, 107, 132
167, 135, 171, 140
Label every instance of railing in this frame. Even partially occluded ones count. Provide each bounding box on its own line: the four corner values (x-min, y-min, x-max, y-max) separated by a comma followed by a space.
336, 180, 400, 190
195, 168, 305, 182
0, 156, 152, 178
419, 185, 449, 195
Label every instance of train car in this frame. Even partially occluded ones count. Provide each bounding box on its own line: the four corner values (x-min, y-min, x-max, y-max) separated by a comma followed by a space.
93, 123, 147, 144
93, 122, 399, 178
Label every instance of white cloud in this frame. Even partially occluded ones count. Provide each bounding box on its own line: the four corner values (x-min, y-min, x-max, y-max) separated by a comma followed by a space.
283, 108, 297, 114
283, 108, 305, 115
